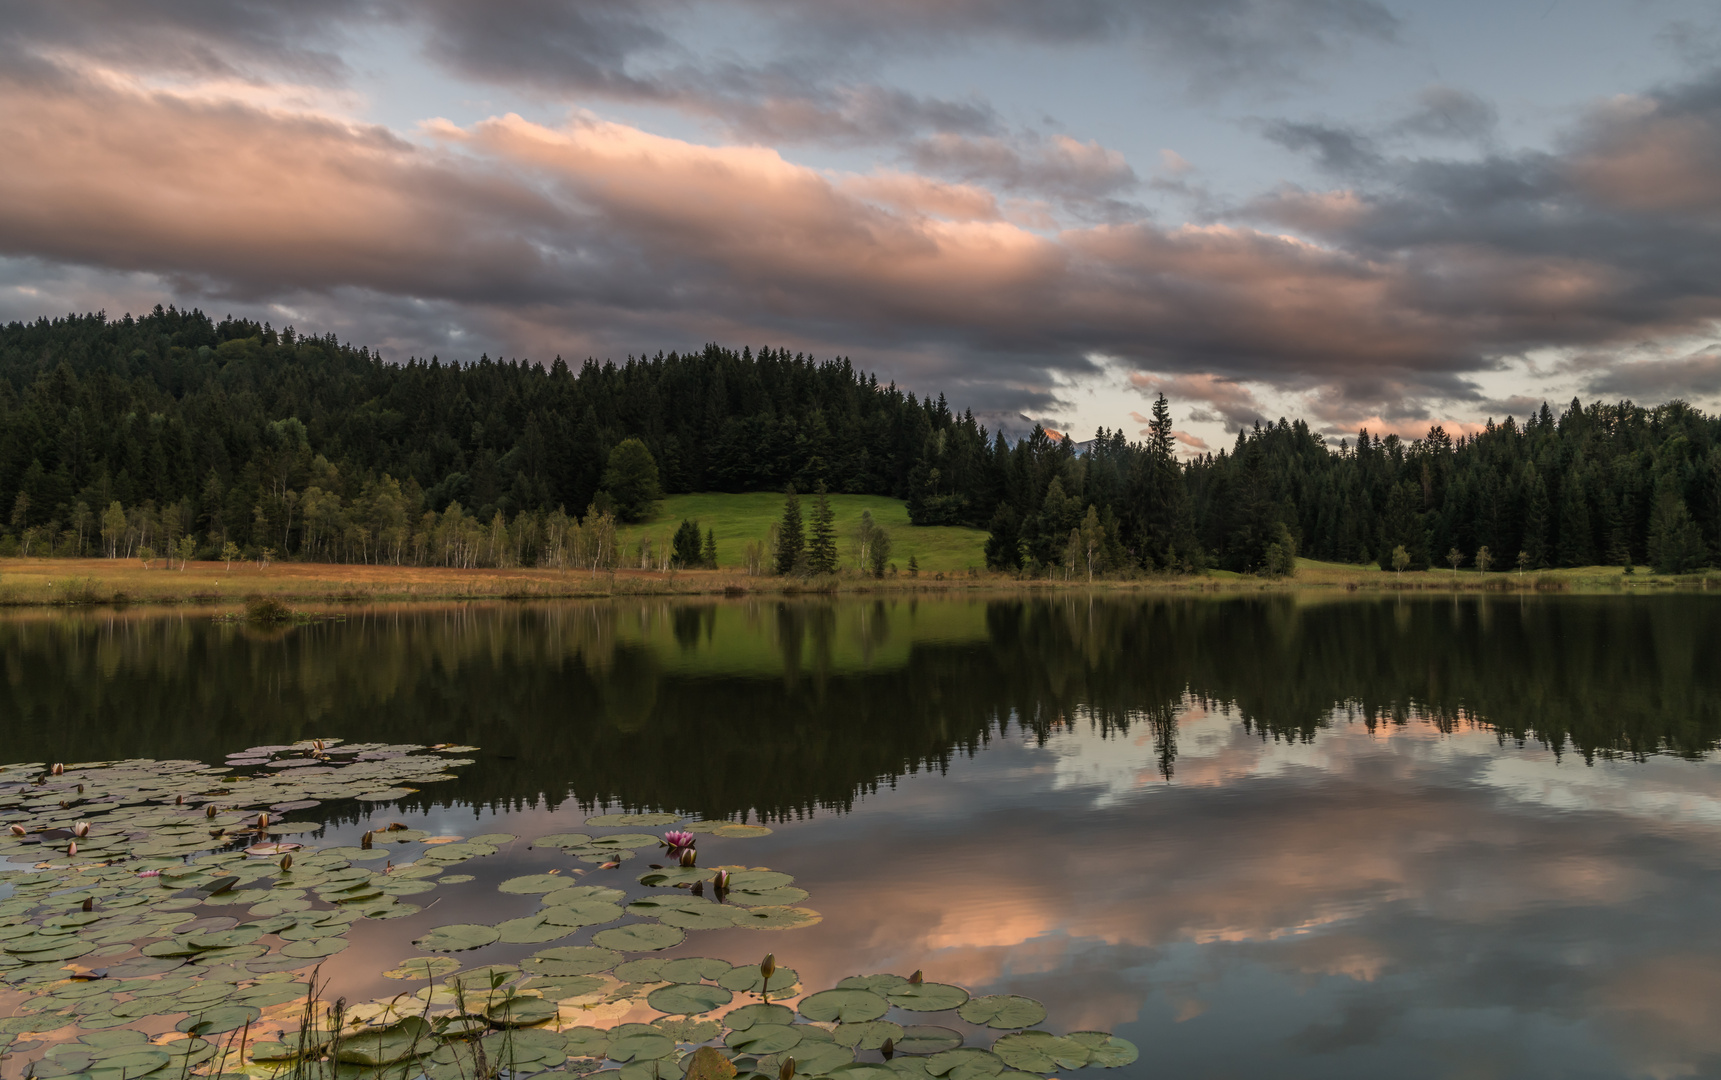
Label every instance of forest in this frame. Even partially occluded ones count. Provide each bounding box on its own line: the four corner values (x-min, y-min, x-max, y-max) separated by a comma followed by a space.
0, 305, 1717, 575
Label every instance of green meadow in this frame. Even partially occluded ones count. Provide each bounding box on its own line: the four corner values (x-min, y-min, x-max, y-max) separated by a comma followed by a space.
616, 492, 989, 576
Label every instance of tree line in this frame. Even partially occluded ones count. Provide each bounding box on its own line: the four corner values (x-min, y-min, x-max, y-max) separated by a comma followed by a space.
1, 305, 1717, 574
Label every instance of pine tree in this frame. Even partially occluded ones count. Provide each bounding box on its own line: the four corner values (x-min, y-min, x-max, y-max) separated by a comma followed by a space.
1522, 463, 1550, 568
672, 519, 703, 567
1557, 468, 1591, 566
774, 486, 804, 575
701, 528, 717, 569
806, 484, 838, 575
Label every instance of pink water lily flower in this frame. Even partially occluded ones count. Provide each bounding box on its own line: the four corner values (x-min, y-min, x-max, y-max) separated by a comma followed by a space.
135, 869, 160, 878
663, 830, 695, 850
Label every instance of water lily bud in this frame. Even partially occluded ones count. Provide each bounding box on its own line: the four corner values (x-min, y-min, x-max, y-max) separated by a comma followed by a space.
73, 822, 89, 838
8, 825, 24, 837
881, 1039, 895, 1061
77, 784, 84, 794
51, 764, 64, 776
82, 897, 94, 912
280, 854, 293, 872
257, 812, 270, 829
779, 1056, 795, 1080
67, 841, 78, 857
679, 847, 697, 867
361, 831, 373, 850
760, 953, 776, 981
205, 805, 217, 819
909, 970, 923, 985
176, 794, 184, 805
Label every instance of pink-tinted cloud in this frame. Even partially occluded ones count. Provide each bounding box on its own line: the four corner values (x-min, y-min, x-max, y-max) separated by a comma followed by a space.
1129, 372, 1264, 429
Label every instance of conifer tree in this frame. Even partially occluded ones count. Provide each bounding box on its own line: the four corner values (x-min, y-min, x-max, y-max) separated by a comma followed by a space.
774, 486, 804, 575
701, 528, 717, 569
807, 484, 838, 575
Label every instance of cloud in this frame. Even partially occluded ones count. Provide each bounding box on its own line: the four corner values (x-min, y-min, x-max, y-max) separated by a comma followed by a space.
1261, 120, 1383, 175
1171, 430, 1210, 453
905, 133, 1140, 214
1392, 85, 1498, 142
1587, 345, 1721, 398
1129, 373, 1264, 430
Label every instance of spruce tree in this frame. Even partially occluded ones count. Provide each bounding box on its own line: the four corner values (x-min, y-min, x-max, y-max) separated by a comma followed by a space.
807, 484, 838, 575
701, 528, 717, 568
774, 486, 804, 575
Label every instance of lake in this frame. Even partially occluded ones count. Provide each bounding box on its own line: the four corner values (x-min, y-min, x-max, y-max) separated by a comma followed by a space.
3, 593, 1720, 1079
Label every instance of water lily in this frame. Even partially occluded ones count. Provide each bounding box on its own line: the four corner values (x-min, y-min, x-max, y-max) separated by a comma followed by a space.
760, 953, 776, 980
663, 830, 695, 850
51, 763, 64, 775
72, 822, 89, 838
67, 841, 77, 856
678, 847, 698, 867
135, 869, 160, 878
7, 825, 23, 837
712, 869, 731, 894
778, 1055, 795, 1080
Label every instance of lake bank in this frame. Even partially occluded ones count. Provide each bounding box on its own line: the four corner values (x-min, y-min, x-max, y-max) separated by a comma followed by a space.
0, 556, 1715, 608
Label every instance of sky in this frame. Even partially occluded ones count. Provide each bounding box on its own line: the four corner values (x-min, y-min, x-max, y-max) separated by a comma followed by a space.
2, 1, 1721, 454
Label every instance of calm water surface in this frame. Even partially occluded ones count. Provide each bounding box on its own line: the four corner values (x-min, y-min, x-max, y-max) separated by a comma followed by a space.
5, 594, 1721, 1079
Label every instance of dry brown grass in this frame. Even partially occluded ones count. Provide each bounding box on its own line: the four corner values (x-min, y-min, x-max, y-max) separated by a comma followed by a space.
0, 556, 1713, 609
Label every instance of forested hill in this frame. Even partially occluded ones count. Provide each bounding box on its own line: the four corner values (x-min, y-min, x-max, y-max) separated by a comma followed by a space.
1, 305, 1718, 576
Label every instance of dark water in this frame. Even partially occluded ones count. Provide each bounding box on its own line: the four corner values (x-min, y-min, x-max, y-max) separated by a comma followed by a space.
5, 594, 1721, 1079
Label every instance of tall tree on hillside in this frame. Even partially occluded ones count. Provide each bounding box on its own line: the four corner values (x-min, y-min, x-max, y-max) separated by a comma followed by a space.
602, 438, 662, 523
672, 519, 703, 567
774, 486, 805, 575
807, 484, 838, 575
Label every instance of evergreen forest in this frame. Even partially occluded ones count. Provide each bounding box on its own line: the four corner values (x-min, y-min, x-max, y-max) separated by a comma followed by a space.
1, 305, 1717, 575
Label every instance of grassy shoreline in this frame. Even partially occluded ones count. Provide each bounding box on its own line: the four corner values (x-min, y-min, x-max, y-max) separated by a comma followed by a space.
0, 556, 1716, 609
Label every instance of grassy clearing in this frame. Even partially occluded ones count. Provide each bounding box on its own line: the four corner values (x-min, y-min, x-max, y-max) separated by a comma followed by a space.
0, 549, 1714, 610
618, 492, 990, 576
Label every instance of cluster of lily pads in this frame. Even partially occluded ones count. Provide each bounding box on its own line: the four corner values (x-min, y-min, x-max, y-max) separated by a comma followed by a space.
0, 747, 1139, 1080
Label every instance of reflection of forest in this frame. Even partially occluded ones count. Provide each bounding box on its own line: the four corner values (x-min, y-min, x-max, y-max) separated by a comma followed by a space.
1, 596, 1717, 820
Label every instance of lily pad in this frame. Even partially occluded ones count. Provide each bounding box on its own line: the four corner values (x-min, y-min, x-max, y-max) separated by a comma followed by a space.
725, 1024, 804, 1055
731, 906, 822, 931
839, 974, 911, 994
500, 873, 576, 894
717, 964, 799, 994
524, 945, 623, 976
1064, 1031, 1138, 1068
660, 956, 734, 983
724, 1003, 796, 1031
176, 1005, 262, 1036
888, 982, 970, 1013
563, 1026, 613, 1058
833, 1021, 905, 1050
585, 813, 681, 827
647, 982, 733, 1015
609, 1026, 679, 1062
593, 923, 686, 951
988, 1033, 1091, 1073
542, 899, 626, 928
497, 916, 575, 945
414, 923, 501, 953
925, 1049, 1008, 1080
800, 989, 891, 1024
337, 1016, 435, 1066
957, 996, 1046, 1030
895, 1027, 965, 1055
486, 996, 561, 1027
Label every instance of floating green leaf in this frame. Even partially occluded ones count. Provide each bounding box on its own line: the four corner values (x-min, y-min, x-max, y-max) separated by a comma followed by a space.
496, 916, 575, 944
800, 988, 890, 1023
839, 974, 911, 994
925, 1049, 1008, 1080
608, 1025, 678, 1062
1064, 1031, 1138, 1068
895, 1027, 965, 1056
888, 982, 970, 1013
833, 1020, 905, 1050
724, 1003, 796, 1031
988, 1032, 1091, 1073
176, 1005, 261, 1036
543, 899, 627, 927
731, 906, 822, 931
414, 923, 501, 953
500, 873, 577, 894
336, 1016, 434, 1066
725, 1024, 804, 1055
647, 982, 732, 1015
957, 996, 1046, 1030
593, 923, 685, 951
486, 996, 561, 1027
717, 964, 798, 994
660, 956, 734, 983
524, 945, 623, 976
585, 813, 681, 827
562, 1026, 613, 1058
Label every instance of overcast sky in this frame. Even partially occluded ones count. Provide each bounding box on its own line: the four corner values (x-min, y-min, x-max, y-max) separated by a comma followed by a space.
2, 0, 1720, 453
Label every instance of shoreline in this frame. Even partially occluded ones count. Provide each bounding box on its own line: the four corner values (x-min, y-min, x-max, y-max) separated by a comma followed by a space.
0, 557, 1715, 609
